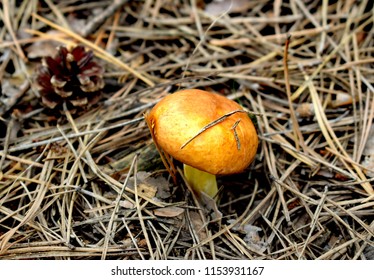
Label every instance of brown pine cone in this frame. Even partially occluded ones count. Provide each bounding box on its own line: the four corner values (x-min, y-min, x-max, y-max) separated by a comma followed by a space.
35, 45, 105, 111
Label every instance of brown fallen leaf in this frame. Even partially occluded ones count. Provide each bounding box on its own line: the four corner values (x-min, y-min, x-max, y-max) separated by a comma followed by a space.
136, 171, 171, 199
136, 183, 157, 199
189, 211, 208, 241
228, 219, 267, 253
0, 79, 29, 116
296, 103, 315, 118
126, 172, 160, 199
153, 206, 185, 217
119, 200, 135, 209
25, 31, 62, 59
199, 191, 222, 222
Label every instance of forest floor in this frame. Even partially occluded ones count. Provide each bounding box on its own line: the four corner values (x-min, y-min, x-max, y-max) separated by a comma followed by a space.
0, 0, 373, 260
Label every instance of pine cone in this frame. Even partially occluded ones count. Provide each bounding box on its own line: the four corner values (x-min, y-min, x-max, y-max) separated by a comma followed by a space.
35, 45, 105, 111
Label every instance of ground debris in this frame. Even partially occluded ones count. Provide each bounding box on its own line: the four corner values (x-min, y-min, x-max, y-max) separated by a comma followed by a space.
0, 0, 373, 260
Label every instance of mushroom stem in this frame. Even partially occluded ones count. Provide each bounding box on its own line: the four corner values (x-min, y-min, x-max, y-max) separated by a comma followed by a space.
183, 164, 218, 198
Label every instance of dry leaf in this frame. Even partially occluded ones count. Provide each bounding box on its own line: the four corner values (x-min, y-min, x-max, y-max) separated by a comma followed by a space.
199, 191, 222, 222
228, 219, 267, 253
137, 171, 171, 199
127, 171, 170, 199
119, 200, 135, 209
296, 103, 314, 118
120, 238, 133, 248
189, 211, 208, 241
138, 239, 148, 248
25, 31, 62, 59
137, 183, 157, 199
0, 79, 30, 116
153, 206, 184, 217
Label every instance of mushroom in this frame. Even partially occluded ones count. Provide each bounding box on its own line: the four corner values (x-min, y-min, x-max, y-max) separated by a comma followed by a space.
146, 89, 258, 198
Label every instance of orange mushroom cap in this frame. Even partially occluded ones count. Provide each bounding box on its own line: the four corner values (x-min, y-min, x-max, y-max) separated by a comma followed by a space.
147, 89, 258, 175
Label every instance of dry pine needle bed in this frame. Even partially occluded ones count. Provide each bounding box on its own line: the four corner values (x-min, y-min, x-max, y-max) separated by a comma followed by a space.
0, 0, 373, 260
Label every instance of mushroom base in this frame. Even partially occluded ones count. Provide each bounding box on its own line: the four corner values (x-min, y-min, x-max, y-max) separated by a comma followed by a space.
183, 164, 218, 198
